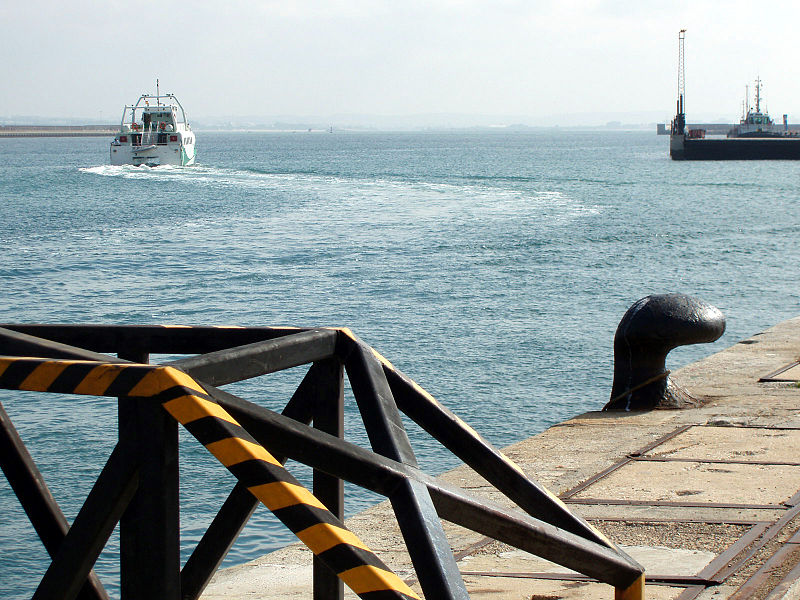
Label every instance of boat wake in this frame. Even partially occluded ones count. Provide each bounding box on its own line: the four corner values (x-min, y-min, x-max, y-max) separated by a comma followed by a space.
79, 164, 598, 221
80, 164, 186, 178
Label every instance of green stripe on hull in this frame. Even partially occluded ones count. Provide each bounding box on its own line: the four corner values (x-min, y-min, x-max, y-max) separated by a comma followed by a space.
181, 146, 196, 166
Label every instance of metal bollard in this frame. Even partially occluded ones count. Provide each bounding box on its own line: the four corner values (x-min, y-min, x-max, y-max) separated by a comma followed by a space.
604, 294, 725, 411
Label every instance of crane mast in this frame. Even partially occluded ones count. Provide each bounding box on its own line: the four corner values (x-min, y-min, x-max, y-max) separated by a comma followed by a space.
672, 29, 687, 135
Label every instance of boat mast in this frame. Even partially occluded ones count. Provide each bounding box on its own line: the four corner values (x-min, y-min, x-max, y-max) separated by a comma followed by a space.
745, 84, 750, 115
754, 77, 761, 113
157, 78, 160, 106
673, 29, 686, 134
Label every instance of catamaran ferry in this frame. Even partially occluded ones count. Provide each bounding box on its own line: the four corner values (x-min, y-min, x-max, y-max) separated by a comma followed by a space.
110, 89, 196, 166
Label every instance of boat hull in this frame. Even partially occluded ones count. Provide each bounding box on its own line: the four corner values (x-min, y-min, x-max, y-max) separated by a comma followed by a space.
670, 134, 800, 160
110, 143, 196, 166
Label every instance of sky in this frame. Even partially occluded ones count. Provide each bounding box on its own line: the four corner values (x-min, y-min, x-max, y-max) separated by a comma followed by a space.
2, 0, 800, 125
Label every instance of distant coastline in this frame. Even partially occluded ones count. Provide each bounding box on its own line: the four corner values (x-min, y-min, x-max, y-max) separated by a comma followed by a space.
0, 125, 116, 138
0, 124, 660, 137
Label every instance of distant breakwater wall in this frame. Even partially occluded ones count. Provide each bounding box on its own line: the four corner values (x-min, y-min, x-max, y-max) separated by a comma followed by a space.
657, 122, 800, 134
0, 126, 117, 138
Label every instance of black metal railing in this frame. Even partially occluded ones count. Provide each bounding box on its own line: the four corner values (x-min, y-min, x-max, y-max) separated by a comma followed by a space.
0, 324, 645, 600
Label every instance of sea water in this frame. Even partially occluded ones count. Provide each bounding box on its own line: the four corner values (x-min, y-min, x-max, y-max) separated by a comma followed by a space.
1, 131, 799, 598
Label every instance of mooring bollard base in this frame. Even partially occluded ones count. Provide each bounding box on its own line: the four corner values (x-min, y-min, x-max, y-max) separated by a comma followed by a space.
615, 575, 645, 600
605, 293, 725, 411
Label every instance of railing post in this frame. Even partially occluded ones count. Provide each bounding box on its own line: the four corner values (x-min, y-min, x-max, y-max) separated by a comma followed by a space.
312, 358, 345, 600
118, 350, 180, 600
615, 575, 645, 600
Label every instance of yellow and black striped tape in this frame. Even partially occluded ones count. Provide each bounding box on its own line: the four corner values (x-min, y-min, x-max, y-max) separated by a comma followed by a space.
0, 356, 420, 600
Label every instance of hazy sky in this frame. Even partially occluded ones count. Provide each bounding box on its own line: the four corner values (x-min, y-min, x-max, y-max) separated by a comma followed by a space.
3, 1, 800, 123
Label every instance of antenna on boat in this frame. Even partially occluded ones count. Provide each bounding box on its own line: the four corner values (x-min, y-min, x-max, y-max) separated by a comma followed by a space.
157, 79, 160, 106
754, 77, 761, 113
745, 84, 750, 116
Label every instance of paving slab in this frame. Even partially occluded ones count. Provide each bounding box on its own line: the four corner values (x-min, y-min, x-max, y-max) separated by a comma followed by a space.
571, 460, 800, 506
647, 426, 800, 463
452, 575, 685, 600
569, 502, 786, 524
459, 543, 716, 577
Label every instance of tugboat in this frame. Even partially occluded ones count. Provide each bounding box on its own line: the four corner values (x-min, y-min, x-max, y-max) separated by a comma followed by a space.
727, 79, 789, 138
669, 31, 800, 160
110, 81, 196, 166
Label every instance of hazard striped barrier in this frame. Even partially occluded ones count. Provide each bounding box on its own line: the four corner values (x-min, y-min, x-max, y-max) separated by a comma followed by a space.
0, 356, 420, 600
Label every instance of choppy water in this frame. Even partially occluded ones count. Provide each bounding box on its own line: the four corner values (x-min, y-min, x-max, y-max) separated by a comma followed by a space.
1, 131, 799, 598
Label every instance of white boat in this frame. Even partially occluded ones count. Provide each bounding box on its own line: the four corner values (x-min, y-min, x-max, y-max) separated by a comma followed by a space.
110, 89, 196, 166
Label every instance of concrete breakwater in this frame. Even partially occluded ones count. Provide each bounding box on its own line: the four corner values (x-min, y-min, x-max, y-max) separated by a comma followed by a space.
0, 125, 116, 137
203, 316, 800, 599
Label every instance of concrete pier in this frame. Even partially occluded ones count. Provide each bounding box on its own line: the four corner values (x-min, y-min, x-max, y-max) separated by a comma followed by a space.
0, 125, 116, 137
203, 316, 800, 599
